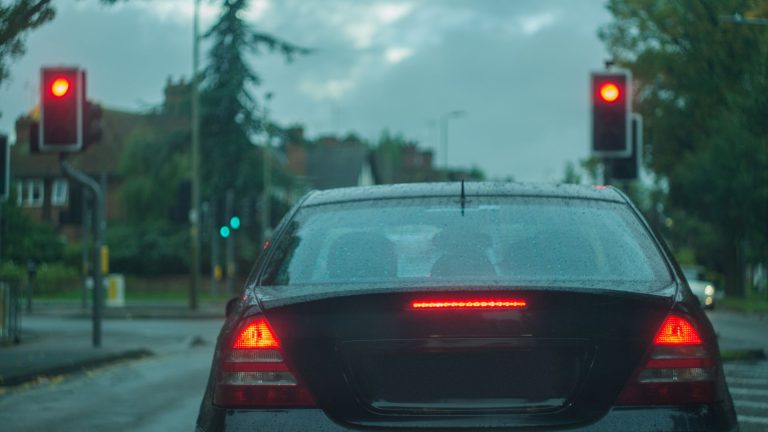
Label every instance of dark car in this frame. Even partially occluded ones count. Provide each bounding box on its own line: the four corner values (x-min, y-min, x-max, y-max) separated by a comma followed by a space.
196, 182, 738, 432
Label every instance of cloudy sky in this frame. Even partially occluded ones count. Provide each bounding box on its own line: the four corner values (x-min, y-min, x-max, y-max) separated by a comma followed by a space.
0, 0, 613, 181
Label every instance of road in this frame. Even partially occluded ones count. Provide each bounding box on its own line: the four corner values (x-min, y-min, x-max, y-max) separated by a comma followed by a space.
708, 310, 768, 432
0, 317, 222, 432
0, 310, 765, 431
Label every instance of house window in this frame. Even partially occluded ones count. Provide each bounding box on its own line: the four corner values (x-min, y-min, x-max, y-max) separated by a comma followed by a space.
52, 179, 69, 206
16, 179, 44, 208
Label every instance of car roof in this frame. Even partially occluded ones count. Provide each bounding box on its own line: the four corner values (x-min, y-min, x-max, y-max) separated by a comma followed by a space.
301, 182, 626, 207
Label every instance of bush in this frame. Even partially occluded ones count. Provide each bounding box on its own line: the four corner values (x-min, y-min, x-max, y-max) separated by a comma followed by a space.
0, 262, 27, 288
2, 194, 65, 263
107, 222, 190, 275
63, 242, 86, 271
34, 263, 80, 294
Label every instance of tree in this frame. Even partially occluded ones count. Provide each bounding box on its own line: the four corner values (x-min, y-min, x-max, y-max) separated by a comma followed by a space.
599, 0, 768, 296
0, 1, 54, 85
200, 0, 309, 202
118, 127, 189, 223
373, 130, 405, 184
109, 124, 191, 275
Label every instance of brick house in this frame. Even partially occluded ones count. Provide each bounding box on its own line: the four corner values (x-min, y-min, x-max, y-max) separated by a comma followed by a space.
11, 77, 191, 239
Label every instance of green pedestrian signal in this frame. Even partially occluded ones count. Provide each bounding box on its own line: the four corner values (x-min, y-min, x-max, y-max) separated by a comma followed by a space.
219, 226, 231, 238
230, 216, 241, 230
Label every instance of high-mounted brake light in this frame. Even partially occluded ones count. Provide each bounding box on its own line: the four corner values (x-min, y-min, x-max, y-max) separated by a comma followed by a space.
411, 299, 527, 309
617, 313, 718, 405
214, 316, 316, 408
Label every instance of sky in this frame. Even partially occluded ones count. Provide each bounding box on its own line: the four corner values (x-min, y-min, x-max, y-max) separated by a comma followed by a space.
0, 0, 613, 181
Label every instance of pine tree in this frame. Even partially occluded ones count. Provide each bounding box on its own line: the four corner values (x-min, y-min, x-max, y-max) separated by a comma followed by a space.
200, 0, 308, 200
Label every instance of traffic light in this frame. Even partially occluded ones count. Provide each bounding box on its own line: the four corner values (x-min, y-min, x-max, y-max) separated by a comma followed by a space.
40, 67, 84, 152
0, 134, 9, 202
229, 216, 241, 230
591, 70, 632, 157
220, 226, 231, 238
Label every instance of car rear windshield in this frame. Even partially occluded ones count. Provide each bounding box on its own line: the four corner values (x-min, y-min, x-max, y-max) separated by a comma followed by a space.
260, 196, 672, 288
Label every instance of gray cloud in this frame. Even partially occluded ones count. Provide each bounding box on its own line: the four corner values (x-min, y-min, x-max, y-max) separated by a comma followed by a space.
0, 0, 612, 181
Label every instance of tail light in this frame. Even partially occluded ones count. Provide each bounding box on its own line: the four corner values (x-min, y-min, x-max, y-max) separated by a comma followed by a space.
617, 313, 718, 405
214, 316, 316, 407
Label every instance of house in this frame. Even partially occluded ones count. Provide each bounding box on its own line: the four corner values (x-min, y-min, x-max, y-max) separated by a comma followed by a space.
11, 77, 192, 239
282, 128, 375, 190
280, 127, 482, 191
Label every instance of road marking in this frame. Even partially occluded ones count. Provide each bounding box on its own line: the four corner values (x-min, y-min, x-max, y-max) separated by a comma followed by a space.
727, 376, 768, 386
738, 415, 768, 425
734, 399, 768, 410
730, 387, 768, 397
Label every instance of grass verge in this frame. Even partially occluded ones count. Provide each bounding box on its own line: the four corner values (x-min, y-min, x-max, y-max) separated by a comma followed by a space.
719, 297, 768, 314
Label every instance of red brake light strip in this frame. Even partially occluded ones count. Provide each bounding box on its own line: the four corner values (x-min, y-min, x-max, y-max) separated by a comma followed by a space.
411, 299, 527, 309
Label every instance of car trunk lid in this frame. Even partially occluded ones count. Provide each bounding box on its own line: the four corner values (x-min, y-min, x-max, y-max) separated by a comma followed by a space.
260, 285, 674, 429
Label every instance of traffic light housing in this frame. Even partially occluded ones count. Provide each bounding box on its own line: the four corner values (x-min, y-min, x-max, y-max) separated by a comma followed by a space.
591, 71, 631, 157
40, 67, 84, 152
606, 113, 642, 181
84, 101, 103, 147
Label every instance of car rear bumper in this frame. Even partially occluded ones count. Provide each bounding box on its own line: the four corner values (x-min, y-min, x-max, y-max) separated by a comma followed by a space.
197, 405, 738, 432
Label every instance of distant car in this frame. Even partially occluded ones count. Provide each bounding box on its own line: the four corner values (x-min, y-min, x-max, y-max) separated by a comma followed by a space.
196, 183, 737, 432
683, 266, 718, 309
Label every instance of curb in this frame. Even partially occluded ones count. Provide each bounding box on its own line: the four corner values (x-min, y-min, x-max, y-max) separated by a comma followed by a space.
0, 349, 154, 388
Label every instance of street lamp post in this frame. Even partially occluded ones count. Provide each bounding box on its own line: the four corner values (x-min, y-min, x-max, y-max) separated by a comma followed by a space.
261, 93, 274, 244
189, 0, 201, 310
440, 110, 466, 168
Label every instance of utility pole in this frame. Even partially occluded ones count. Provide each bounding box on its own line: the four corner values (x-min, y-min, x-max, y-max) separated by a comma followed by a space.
189, 0, 202, 310
81, 187, 91, 309
440, 110, 466, 168
261, 93, 273, 243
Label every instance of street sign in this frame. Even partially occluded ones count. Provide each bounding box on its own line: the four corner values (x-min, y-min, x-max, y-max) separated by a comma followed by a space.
40, 67, 84, 152
591, 70, 632, 158
607, 113, 643, 181
0, 135, 9, 202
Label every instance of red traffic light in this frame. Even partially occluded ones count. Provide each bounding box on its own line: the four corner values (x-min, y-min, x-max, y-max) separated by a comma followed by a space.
591, 71, 631, 157
40, 67, 84, 152
599, 82, 620, 102
51, 78, 70, 97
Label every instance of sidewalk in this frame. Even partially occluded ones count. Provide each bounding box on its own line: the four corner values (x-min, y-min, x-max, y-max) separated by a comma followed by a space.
0, 304, 224, 389
31, 299, 226, 320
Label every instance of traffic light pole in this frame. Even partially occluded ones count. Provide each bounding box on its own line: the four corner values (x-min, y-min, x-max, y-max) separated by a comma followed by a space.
225, 190, 235, 296
81, 188, 91, 309
61, 158, 103, 347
